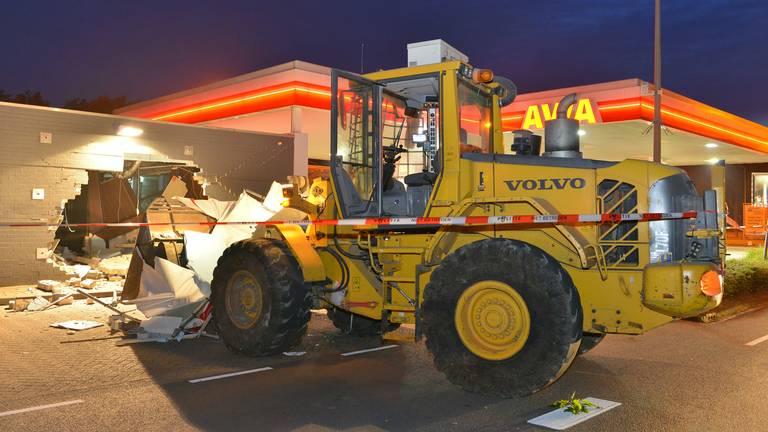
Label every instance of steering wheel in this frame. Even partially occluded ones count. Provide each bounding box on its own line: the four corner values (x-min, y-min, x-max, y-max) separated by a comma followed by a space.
383, 144, 408, 164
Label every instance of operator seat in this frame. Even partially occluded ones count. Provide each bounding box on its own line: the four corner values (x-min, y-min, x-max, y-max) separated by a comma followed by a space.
331, 160, 368, 216
403, 146, 441, 187
402, 147, 442, 216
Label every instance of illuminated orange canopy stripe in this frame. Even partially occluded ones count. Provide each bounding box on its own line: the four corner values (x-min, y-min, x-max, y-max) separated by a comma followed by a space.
142, 82, 768, 152
149, 81, 332, 122
596, 98, 768, 151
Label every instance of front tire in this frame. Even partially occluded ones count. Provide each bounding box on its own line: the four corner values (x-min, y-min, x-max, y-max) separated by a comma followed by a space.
422, 239, 583, 398
211, 239, 311, 356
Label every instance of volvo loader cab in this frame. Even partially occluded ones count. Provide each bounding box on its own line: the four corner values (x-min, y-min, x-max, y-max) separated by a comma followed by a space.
210, 58, 725, 398
331, 65, 504, 219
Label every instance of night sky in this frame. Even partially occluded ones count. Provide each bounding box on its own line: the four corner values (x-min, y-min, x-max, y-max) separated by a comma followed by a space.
1, 1, 766, 124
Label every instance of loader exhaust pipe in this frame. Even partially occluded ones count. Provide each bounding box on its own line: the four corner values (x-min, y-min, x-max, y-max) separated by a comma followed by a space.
543, 93, 582, 158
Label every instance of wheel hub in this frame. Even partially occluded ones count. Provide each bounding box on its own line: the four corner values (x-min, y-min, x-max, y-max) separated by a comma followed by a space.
455, 280, 530, 361
225, 270, 264, 329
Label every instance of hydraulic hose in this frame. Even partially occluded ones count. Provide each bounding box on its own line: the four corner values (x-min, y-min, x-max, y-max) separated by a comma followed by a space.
318, 246, 349, 292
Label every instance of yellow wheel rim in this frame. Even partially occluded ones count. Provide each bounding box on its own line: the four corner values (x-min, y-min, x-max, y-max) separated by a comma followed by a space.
226, 270, 264, 329
454, 280, 531, 361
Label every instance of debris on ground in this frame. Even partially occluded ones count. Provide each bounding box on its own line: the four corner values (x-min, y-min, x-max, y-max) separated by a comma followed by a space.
26, 297, 51, 311
50, 320, 103, 331
97, 254, 132, 276
139, 316, 184, 340
37, 280, 62, 292
3, 181, 293, 347
9, 299, 30, 312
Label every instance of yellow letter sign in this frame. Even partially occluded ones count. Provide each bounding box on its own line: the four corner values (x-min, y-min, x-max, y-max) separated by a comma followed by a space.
522, 98, 597, 129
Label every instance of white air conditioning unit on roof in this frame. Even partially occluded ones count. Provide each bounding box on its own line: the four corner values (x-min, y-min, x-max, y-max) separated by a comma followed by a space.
407, 39, 469, 67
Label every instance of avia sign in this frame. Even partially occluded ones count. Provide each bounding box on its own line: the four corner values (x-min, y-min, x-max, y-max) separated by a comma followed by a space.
521, 98, 599, 129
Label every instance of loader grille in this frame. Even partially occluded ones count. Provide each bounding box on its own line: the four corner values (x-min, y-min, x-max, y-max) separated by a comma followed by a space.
598, 179, 639, 267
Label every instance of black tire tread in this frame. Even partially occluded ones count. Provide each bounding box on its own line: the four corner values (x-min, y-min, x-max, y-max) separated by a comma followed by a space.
422, 238, 582, 398
578, 333, 605, 355
211, 238, 312, 356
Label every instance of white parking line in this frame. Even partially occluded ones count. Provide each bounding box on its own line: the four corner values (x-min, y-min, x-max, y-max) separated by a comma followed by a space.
188, 367, 273, 383
0, 399, 84, 418
746, 334, 768, 346
341, 345, 398, 357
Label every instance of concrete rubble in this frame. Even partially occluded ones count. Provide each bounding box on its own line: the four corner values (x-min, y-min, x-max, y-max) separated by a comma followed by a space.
3, 179, 288, 346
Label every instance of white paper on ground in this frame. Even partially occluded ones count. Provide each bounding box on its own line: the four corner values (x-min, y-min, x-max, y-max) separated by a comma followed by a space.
51, 320, 103, 331
527, 398, 621, 430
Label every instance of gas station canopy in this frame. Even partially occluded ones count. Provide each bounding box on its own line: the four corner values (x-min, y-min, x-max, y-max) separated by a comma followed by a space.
118, 62, 768, 167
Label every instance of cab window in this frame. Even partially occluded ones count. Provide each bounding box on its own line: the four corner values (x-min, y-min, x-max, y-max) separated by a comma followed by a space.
458, 80, 492, 154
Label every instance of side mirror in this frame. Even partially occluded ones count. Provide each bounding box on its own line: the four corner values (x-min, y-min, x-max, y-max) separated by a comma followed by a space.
494, 76, 517, 107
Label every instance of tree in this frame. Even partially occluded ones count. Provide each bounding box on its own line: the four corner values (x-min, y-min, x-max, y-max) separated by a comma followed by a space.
0, 89, 49, 106
11, 90, 49, 106
1, 88, 129, 113
63, 95, 129, 114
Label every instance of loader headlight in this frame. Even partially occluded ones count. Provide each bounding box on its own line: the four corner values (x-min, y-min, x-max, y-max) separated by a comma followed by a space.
700, 270, 722, 297
281, 185, 294, 207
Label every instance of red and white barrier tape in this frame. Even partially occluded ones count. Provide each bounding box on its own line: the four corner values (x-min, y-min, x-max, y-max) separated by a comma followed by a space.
0, 211, 699, 229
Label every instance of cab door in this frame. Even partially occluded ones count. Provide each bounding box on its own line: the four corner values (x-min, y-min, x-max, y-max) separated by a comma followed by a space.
330, 70, 383, 217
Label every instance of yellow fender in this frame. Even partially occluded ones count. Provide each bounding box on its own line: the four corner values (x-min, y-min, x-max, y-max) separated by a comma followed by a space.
256, 207, 327, 283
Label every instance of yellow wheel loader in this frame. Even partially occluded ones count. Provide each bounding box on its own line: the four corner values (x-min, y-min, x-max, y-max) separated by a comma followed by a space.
210, 61, 725, 397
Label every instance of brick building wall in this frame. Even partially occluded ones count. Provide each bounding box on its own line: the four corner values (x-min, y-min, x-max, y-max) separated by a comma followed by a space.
0, 167, 88, 285
0, 102, 302, 286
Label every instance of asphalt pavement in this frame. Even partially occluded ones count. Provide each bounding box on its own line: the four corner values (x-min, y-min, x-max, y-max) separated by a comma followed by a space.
2, 304, 768, 431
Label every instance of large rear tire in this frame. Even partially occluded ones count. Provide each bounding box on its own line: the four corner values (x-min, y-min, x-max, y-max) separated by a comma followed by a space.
578, 333, 605, 355
422, 239, 583, 398
211, 239, 311, 356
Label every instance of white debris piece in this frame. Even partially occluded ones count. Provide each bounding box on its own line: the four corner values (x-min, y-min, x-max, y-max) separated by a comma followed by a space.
26, 296, 51, 311
184, 230, 229, 286
130, 257, 209, 317
72, 264, 91, 279
179, 189, 279, 285
139, 316, 184, 339
50, 320, 103, 331
216, 191, 276, 244
174, 196, 234, 220
262, 181, 287, 213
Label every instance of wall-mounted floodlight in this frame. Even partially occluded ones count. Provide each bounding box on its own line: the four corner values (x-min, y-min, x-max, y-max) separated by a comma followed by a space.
117, 125, 143, 137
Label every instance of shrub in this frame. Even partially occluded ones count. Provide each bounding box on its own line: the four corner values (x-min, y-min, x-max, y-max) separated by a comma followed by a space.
724, 248, 768, 298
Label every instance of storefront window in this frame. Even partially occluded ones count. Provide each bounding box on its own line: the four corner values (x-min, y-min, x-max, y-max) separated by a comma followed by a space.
752, 173, 768, 206
458, 81, 492, 154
